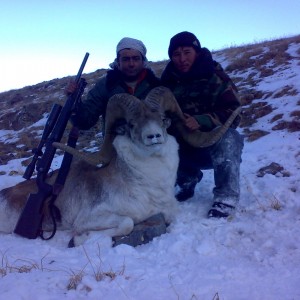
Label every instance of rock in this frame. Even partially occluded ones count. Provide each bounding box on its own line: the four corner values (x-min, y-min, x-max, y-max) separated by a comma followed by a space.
256, 162, 284, 177
112, 213, 167, 247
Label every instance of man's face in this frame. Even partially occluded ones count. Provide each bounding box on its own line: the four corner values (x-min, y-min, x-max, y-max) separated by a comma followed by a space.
117, 49, 144, 80
171, 46, 198, 73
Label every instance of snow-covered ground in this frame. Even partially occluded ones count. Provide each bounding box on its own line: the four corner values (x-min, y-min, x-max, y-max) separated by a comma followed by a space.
0, 40, 300, 299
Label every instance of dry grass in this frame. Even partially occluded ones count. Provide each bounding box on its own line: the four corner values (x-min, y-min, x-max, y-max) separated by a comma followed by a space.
272, 120, 300, 132
1, 246, 129, 295
259, 67, 275, 78
222, 35, 300, 93
257, 162, 284, 177
290, 110, 300, 119
273, 85, 298, 98
244, 176, 284, 212
270, 114, 283, 123
82, 244, 126, 283
225, 46, 265, 73
268, 108, 300, 133
149, 60, 169, 77
240, 101, 274, 128
0, 250, 49, 278
243, 129, 270, 142
270, 195, 283, 211
66, 244, 129, 294
67, 268, 86, 290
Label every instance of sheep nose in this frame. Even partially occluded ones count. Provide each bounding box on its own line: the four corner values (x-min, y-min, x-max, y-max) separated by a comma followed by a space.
147, 133, 162, 144
147, 133, 161, 140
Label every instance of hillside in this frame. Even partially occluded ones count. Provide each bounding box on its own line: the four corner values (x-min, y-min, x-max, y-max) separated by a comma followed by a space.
0, 34, 300, 300
0, 35, 299, 173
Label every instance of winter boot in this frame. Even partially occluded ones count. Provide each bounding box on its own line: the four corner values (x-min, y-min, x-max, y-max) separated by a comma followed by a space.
176, 170, 203, 202
207, 201, 235, 218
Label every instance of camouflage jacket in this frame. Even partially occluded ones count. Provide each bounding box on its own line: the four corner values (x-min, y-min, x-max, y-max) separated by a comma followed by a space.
161, 48, 241, 132
72, 68, 160, 130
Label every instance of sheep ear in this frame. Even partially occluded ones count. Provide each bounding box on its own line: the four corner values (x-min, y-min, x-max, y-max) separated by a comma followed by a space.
163, 117, 171, 128
114, 121, 127, 135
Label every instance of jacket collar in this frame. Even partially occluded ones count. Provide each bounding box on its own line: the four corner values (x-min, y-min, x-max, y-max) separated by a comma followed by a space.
106, 68, 158, 91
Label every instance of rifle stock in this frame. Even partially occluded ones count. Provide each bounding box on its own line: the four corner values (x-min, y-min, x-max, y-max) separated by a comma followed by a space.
14, 53, 89, 239
14, 182, 52, 239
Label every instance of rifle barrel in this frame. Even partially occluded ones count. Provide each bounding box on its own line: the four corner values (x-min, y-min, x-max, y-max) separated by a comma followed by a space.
75, 52, 89, 83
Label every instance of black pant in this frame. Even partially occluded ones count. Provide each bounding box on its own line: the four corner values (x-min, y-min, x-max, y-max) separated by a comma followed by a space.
177, 128, 244, 201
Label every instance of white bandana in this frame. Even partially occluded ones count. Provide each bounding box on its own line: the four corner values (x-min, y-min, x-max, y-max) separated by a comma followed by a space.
109, 37, 148, 69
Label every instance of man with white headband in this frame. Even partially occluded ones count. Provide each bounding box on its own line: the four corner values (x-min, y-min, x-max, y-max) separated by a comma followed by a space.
70, 37, 160, 130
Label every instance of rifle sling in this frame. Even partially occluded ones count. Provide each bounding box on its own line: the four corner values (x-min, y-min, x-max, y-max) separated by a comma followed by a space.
40, 126, 79, 240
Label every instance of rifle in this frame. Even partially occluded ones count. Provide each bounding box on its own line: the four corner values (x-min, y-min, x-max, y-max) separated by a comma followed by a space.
14, 52, 89, 239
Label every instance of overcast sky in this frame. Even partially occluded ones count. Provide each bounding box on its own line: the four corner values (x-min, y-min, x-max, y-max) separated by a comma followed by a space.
1, 0, 299, 92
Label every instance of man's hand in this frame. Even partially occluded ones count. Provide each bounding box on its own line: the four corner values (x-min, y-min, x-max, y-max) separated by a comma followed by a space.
65, 81, 78, 96
183, 113, 200, 131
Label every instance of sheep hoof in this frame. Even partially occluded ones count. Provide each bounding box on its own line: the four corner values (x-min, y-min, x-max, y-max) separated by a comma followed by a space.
68, 232, 90, 247
68, 237, 75, 248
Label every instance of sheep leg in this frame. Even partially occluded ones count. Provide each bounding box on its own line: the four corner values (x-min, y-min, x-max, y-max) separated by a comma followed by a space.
69, 213, 135, 246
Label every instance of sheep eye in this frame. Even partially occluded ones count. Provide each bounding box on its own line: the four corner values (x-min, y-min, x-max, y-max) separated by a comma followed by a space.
128, 122, 134, 129
163, 118, 171, 128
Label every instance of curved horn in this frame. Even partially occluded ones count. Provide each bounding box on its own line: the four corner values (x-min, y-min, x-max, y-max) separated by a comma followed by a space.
52, 142, 105, 167
53, 93, 142, 167
144, 86, 241, 148
183, 106, 241, 147
98, 93, 142, 165
144, 86, 185, 120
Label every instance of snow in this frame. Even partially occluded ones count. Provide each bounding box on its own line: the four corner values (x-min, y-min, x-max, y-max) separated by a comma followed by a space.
1, 42, 300, 299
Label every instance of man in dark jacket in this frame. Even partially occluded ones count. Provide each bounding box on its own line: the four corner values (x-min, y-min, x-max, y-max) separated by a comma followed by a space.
161, 31, 244, 218
70, 37, 160, 130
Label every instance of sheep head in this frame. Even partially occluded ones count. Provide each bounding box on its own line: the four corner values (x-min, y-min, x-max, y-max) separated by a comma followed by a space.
53, 92, 171, 167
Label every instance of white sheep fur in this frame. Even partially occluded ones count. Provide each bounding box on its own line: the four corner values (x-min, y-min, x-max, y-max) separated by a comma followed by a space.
0, 115, 179, 246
